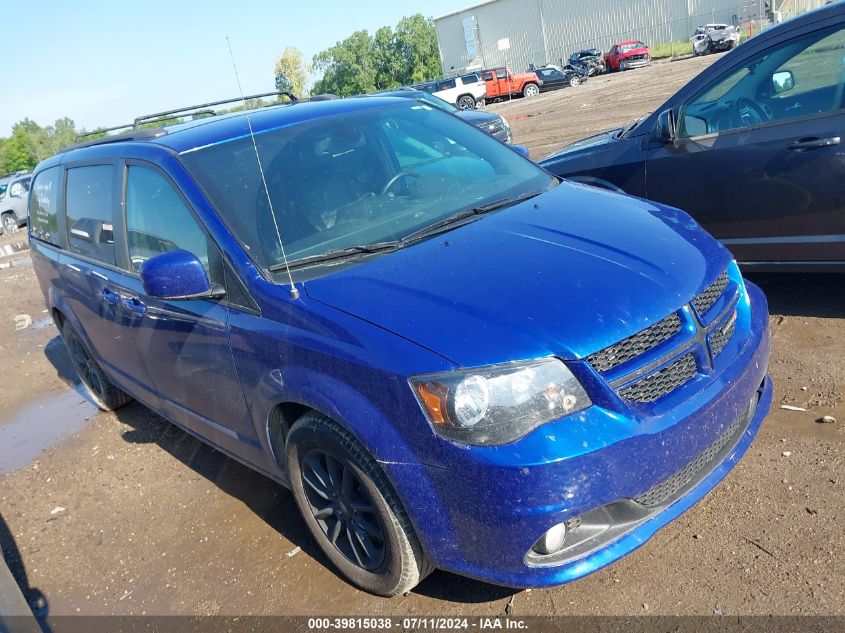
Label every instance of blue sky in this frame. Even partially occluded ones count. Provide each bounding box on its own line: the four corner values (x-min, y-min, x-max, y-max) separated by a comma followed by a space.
3, 0, 465, 136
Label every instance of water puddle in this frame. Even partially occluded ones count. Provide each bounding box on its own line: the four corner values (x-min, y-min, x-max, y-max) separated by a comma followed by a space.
0, 389, 98, 475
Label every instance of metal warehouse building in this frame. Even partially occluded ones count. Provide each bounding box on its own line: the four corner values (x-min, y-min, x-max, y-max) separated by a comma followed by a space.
434, 0, 821, 75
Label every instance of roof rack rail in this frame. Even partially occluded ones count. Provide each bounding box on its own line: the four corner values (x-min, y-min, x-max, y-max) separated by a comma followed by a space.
75, 91, 297, 142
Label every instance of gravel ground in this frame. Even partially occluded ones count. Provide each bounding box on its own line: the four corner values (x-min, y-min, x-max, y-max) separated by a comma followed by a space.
0, 54, 842, 618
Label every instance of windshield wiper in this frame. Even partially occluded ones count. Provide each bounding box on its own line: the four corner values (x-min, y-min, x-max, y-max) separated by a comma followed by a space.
616, 115, 648, 139
270, 241, 403, 272
401, 190, 546, 244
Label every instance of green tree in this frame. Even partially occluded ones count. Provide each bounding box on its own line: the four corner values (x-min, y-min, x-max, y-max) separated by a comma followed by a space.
312, 30, 377, 96
274, 46, 310, 97
393, 14, 441, 85
311, 14, 442, 97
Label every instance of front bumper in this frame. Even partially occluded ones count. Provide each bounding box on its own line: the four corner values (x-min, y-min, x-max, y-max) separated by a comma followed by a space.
620, 57, 650, 69
388, 282, 771, 588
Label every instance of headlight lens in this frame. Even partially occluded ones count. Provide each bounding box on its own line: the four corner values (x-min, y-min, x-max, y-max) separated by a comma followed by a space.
410, 359, 591, 446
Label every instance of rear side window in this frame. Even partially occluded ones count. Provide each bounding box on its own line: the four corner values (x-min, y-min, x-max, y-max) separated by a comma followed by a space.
460, 73, 479, 83
125, 165, 216, 277
66, 165, 116, 265
436, 79, 456, 91
29, 167, 62, 245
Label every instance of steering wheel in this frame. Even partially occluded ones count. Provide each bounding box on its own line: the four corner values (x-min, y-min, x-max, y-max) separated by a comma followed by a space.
733, 97, 769, 128
381, 170, 421, 196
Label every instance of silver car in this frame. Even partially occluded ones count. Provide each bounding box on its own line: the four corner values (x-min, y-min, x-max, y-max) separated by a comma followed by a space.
0, 171, 31, 234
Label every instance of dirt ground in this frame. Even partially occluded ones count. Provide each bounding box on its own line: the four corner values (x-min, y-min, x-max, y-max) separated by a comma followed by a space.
0, 54, 843, 619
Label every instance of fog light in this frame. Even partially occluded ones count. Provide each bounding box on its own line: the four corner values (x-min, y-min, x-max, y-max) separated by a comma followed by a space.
532, 522, 567, 555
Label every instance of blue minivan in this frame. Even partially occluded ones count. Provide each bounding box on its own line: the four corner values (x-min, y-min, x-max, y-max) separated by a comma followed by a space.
29, 95, 772, 595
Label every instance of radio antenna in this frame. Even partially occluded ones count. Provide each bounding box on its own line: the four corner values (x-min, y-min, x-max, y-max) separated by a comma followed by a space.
225, 36, 299, 300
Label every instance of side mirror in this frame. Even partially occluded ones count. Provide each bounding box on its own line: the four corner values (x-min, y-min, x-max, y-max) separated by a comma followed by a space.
140, 249, 224, 301
512, 145, 531, 158
772, 70, 795, 94
655, 109, 677, 144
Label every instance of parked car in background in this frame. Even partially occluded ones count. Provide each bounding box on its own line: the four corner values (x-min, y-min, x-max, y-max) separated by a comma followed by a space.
605, 41, 650, 71
534, 65, 586, 91
540, 2, 845, 271
374, 89, 511, 144
29, 91, 771, 597
415, 74, 487, 110
569, 49, 606, 75
481, 67, 542, 101
691, 24, 742, 56
0, 171, 32, 234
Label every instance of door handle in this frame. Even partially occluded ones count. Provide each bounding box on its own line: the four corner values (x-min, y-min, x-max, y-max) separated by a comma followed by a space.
121, 297, 147, 315
98, 288, 120, 305
786, 136, 840, 152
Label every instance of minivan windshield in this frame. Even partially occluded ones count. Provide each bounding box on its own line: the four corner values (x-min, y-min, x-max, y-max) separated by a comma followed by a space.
181, 101, 555, 275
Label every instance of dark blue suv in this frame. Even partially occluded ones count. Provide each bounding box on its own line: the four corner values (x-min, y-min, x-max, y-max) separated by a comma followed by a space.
29, 94, 772, 595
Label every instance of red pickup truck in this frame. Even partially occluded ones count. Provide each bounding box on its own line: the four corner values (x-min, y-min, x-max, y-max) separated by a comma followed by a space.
480, 67, 542, 102
604, 41, 651, 71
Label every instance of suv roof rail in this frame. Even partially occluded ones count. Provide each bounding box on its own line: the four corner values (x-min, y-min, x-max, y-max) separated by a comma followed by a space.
74, 91, 298, 144
0, 170, 30, 179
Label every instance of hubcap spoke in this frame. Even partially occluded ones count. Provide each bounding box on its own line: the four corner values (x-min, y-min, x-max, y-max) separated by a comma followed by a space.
313, 506, 334, 520
329, 518, 343, 545
326, 455, 342, 491
346, 524, 364, 566
352, 524, 379, 562
304, 456, 332, 493
355, 515, 381, 539
341, 464, 354, 499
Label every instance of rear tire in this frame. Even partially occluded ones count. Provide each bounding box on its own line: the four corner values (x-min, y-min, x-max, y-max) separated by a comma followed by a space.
62, 320, 133, 411
522, 83, 540, 98
286, 412, 433, 596
569, 75, 582, 87
456, 95, 476, 110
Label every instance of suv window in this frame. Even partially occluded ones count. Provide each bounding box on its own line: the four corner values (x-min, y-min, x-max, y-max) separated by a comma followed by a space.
125, 165, 217, 276
495, 69, 508, 79
680, 24, 845, 138
0, 183, 7, 200
460, 73, 479, 83
66, 165, 116, 264
29, 167, 62, 246
481, 71, 494, 81
9, 179, 30, 197
436, 79, 456, 91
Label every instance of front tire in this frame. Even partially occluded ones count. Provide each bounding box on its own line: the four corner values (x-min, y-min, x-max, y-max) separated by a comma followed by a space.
2, 212, 18, 233
286, 412, 433, 596
62, 320, 133, 411
569, 75, 582, 87
456, 95, 476, 110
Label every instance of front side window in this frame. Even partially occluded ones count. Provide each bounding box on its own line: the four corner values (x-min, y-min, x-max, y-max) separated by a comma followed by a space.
9, 179, 29, 197
495, 69, 508, 79
680, 24, 845, 138
125, 166, 215, 275
181, 102, 555, 276
66, 165, 115, 264
29, 167, 61, 245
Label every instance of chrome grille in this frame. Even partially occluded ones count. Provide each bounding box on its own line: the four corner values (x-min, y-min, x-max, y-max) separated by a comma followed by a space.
618, 353, 697, 403
709, 313, 737, 358
634, 402, 749, 506
587, 313, 682, 373
692, 271, 729, 318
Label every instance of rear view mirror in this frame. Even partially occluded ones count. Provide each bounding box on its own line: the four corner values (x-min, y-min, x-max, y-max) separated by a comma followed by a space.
655, 109, 677, 144
772, 70, 795, 94
512, 145, 530, 158
140, 249, 224, 301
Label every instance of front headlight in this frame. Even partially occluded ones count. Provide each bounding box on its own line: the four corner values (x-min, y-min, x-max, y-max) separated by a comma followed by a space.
500, 115, 510, 130
409, 359, 591, 446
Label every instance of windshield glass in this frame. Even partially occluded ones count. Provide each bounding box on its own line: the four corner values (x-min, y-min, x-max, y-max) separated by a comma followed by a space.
180, 101, 555, 274
412, 91, 458, 112
620, 42, 645, 53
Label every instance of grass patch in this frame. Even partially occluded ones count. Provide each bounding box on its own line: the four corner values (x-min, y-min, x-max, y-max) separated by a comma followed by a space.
649, 40, 691, 59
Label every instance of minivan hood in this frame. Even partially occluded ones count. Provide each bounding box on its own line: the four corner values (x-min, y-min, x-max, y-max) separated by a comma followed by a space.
304, 182, 729, 368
